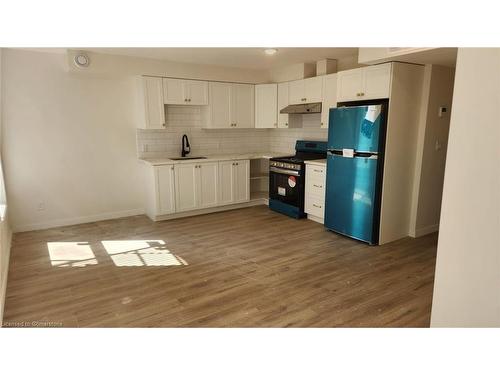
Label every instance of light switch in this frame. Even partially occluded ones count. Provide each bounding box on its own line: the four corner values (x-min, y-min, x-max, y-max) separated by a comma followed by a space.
438, 106, 447, 118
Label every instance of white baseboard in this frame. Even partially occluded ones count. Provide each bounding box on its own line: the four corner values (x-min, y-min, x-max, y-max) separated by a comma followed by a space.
12, 208, 145, 233
151, 199, 267, 221
410, 223, 439, 238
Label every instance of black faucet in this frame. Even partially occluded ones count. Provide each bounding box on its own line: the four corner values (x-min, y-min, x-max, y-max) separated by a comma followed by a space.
181, 134, 190, 157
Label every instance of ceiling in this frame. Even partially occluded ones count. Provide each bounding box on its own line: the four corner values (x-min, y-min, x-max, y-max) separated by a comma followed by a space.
85, 48, 359, 70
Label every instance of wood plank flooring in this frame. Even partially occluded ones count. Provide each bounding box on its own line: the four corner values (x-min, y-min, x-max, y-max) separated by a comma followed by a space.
3, 206, 437, 327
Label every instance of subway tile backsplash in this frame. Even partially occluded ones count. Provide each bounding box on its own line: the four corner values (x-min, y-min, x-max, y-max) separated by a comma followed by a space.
137, 105, 328, 158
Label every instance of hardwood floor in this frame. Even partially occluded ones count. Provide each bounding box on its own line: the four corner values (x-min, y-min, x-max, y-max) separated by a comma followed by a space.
3, 206, 437, 327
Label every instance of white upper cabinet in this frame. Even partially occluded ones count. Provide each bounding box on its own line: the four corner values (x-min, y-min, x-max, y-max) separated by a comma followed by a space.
163, 78, 208, 105
304, 76, 324, 103
140, 76, 165, 129
321, 73, 337, 129
337, 63, 392, 102
207, 82, 254, 129
337, 69, 364, 102
363, 64, 392, 100
185, 80, 209, 105
208, 82, 233, 128
232, 83, 255, 128
255, 84, 278, 128
163, 78, 185, 104
288, 79, 305, 105
156, 165, 176, 215
288, 76, 324, 104
277, 82, 289, 128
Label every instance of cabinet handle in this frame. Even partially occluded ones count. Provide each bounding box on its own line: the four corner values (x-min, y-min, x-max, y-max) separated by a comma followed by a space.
285, 123, 288, 127
313, 184, 323, 188
313, 204, 322, 208
313, 169, 323, 173
188, 98, 191, 102
361, 93, 365, 96
171, 166, 174, 170
184, 98, 188, 102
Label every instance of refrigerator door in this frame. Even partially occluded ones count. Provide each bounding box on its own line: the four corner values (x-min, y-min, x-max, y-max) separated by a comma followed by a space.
328, 105, 383, 153
324, 153, 379, 244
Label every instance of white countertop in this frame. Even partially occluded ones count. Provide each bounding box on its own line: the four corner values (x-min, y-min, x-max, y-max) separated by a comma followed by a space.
139, 152, 289, 166
304, 159, 327, 166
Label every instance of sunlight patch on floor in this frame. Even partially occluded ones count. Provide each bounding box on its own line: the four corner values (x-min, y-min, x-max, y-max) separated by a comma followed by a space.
101, 240, 188, 267
47, 242, 98, 267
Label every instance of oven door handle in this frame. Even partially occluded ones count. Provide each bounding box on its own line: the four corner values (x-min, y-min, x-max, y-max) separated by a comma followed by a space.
270, 167, 300, 176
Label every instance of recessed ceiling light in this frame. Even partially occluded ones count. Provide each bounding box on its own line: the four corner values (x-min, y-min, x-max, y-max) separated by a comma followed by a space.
264, 48, 278, 55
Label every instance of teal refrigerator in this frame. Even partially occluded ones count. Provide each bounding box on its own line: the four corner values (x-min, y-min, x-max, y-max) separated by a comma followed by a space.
324, 102, 387, 245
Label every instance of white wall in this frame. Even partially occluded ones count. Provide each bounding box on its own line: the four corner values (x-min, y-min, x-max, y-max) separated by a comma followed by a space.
0, 47, 13, 325
409, 65, 455, 237
2, 49, 268, 232
431, 48, 500, 327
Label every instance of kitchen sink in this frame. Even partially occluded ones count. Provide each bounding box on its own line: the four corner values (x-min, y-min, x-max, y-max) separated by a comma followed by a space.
169, 156, 207, 160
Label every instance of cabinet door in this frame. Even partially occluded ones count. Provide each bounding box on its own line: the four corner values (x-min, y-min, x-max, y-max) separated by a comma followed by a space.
209, 82, 232, 128
277, 82, 289, 128
174, 164, 198, 212
143, 77, 165, 129
233, 160, 250, 203
218, 160, 235, 206
304, 76, 323, 103
255, 84, 277, 128
186, 80, 208, 105
156, 165, 176, 214
321, 74, 337, 128
232, 84, 254, 128
337, 68, 364, 102
288, 79, 305, 105
198, 162, 219, 208
163, 78, 186, 104
363, 63, 392, 99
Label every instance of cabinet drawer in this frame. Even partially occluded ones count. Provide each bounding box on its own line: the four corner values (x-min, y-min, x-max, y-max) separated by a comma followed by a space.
306, 164, 326, 182
305, 197, 325, 218
306, 180, 326, 199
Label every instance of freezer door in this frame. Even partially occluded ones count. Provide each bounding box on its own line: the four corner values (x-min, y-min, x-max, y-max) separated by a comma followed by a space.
328, 105, 383, 153
324, 154, 379, 244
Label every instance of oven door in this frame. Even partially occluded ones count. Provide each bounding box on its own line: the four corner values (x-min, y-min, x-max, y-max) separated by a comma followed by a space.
269, 166, 304, 208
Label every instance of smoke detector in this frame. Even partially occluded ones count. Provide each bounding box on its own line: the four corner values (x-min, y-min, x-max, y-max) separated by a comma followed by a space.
74, 52, 90, 68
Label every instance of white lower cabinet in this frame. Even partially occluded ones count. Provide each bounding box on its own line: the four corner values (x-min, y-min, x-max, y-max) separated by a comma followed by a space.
145, 158, 250, 219
197, 162, 219, 208
175, 162, 219, 212
174, 163, 198, 212
156, 165, 176, 214
218, 160, 250, 205
304, 163, 327, 223
233, 160, 250, 203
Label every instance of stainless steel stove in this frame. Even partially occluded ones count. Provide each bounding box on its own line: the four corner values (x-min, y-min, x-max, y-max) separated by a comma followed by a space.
269, 140, 327, 218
